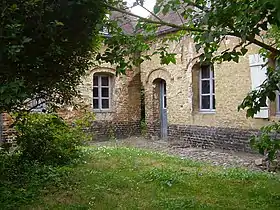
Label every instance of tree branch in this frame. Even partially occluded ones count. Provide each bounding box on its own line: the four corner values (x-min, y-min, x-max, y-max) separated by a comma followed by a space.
105, 3, 280, 55
135, 1, 163, 23
248, 37, 280, 55
105, 3, 206, 33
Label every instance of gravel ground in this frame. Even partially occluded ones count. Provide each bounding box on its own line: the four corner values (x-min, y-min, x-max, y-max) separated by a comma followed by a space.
91, 137, 264, 171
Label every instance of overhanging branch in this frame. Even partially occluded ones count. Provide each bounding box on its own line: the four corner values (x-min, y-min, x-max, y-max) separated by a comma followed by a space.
105, 3, 206, 33
104, 3, 280, 55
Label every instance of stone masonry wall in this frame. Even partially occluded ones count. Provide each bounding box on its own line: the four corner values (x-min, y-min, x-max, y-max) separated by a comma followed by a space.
140, 35, 279, 151
77, 65, 142, 139
1, 63, 142, 143
141, 35, 276, 131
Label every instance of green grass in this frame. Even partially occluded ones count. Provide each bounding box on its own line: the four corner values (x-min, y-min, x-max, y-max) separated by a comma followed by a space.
2, 147, 280, 210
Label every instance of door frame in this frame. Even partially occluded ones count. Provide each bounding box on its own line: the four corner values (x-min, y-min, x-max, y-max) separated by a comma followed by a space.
159, 80, 168, 139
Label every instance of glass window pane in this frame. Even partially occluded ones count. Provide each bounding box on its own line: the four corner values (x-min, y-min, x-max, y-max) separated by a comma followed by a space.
213, 95, 216, 110
201, 65, 210, 78
212, 80, 215, 93
102, 88, 109, 97
102, 99, 109, 109
93, 88, 98, 97
201, 80, 210, 94
101, 77, 109, 86
93, 99, 99, 109
164, 96, 167, 108
93, 76, 98, 86
201, 96, 210, 109
163, 82, 166, 94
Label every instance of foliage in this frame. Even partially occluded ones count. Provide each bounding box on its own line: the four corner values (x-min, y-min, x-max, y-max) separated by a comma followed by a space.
0, 111, 95, 209
4, 146, 280, 209
0, 0, 106, 113
250, 123, 280, 162
14, 113, 89, 165
72, 110, 96, 131
0, 151, 76, 210
96, 19, 177, 75
103, 0, 280, 117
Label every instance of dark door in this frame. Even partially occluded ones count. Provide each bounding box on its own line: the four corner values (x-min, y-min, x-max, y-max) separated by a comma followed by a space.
160, 80, 167, 139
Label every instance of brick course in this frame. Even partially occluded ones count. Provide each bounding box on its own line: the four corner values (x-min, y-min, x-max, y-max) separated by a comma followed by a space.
90, 121, 141, 141
0, 113, 15, 143
167, 124, 258, 152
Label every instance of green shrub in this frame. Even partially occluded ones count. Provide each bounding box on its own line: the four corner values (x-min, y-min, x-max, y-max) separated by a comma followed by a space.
14, 113, 89, 165
140, 119, 147, 136
0, 150, 76, 209
250, 122, 280, 162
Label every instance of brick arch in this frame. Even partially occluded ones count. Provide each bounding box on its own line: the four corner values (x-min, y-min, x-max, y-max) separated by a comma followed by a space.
145, 68, 172, 85
89, 67, 116, 76
144, 68, 171, 139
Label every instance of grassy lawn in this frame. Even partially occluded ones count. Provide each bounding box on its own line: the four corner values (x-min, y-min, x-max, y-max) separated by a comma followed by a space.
3, 147, 280, 210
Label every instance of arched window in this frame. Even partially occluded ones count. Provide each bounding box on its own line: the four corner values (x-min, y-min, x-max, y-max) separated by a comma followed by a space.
93, 74, 113, 111
200, 65, 215, 112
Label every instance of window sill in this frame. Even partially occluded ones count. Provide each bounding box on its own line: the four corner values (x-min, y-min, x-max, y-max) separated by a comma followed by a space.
199, 110, 216, 114
93, 109, 115, 113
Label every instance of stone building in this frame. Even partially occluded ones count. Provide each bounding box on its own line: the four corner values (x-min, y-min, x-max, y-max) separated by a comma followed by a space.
0, 10, 278, 153
78, 65, 142, 140
136, 11, 278, 152
141, 35, 277, 152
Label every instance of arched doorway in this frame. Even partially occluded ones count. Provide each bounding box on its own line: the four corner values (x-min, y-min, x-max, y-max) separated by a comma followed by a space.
153, 78, 167, 139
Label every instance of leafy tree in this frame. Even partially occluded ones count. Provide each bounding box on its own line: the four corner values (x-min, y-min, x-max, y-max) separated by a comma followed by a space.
102, 0, 280, 117
100, 0, 280, 163
0, 0, 106, 113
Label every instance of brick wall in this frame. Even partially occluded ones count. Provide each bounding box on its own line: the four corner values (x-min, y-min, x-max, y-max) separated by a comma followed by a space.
0, 113, 15, 144
168, 124, 258, 152
147, 122, 161, 139
90, 121, 141, 141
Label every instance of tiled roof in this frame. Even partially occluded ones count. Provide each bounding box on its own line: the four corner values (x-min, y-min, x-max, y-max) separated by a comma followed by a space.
109, 6, 185, 36
111, 11, 138, 34
155, 10, 184, 35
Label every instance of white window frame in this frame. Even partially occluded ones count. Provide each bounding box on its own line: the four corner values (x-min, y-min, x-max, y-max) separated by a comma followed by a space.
93, 75, 112, 111
199, 65, 215, 112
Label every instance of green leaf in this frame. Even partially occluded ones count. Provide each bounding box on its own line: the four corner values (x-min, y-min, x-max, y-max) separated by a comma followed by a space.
54, 20, 64, 26
240, 48, 248, 55
153, 5, 161, 14
162, 5, 170, 15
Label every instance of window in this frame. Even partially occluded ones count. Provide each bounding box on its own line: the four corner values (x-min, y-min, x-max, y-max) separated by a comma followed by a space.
100, 14, 110, 37
29, 98, 47, 113
93, 75, 111, 110
200, 65, 215, 112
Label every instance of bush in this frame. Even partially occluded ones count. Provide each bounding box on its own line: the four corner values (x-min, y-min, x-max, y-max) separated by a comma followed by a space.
0, 150, 76, 209
250, 123, 280, 162
14, 113, 90, 165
